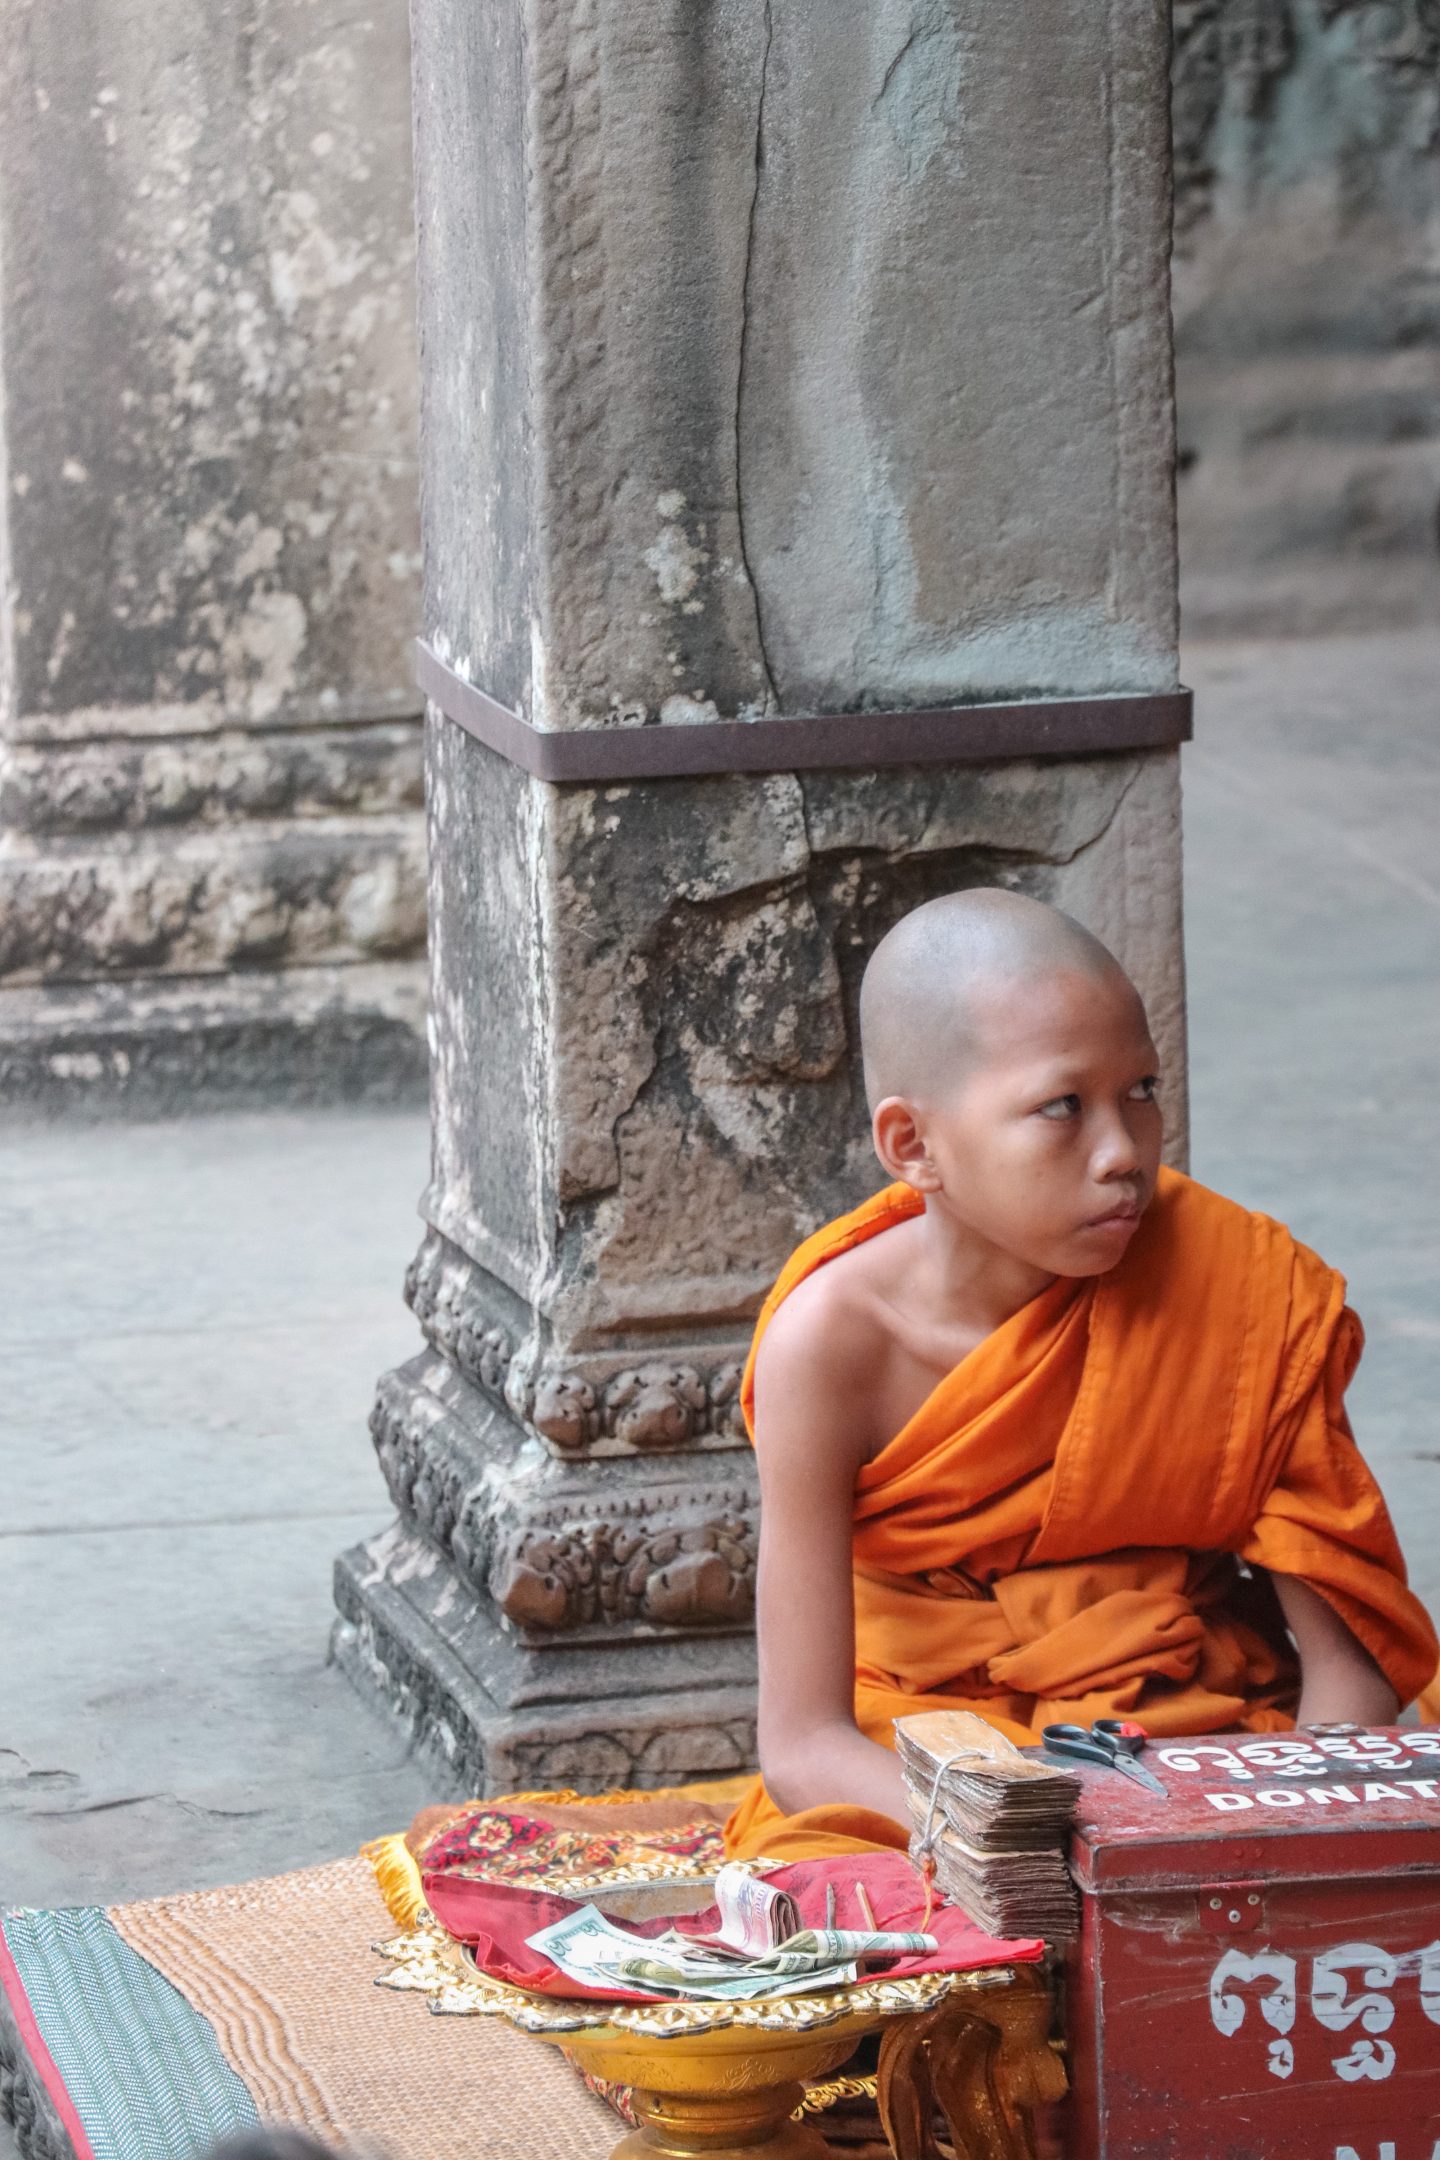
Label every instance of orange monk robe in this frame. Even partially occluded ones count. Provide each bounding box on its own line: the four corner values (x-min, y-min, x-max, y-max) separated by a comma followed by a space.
725, 1167, 1439, 1861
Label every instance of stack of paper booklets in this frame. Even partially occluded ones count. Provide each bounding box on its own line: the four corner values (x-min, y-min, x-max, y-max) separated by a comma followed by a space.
896, 1708, 1082, 1941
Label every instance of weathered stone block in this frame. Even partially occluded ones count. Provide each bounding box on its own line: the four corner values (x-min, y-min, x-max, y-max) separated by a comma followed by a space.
425, 739, 1185, 1370
0, 0, 426, 1104
332, 1522, 759, 1796
0, 817, 426, 983
418, 0, 1178, 722
0, 0, 419, 725
1173, 0, 1440, 632
0, 967, 427, 1115
0, 725, 422, 837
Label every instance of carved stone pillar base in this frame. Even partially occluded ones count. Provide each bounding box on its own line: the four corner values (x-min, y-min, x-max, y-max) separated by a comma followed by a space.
332, 1268, 763, 1792
332, 1527, 757, 1797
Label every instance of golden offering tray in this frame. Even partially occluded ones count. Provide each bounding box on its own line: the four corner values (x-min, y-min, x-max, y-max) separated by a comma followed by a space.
374, 1916, 1062, 2159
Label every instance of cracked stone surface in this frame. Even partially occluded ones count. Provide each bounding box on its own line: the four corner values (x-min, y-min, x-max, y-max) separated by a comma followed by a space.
424, 740, 1188, 1357
419, 0, 1177, 724
0, 0, 420, 726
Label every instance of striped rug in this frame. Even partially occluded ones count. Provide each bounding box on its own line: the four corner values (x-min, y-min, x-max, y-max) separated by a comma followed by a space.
0, 1857, 614, 2160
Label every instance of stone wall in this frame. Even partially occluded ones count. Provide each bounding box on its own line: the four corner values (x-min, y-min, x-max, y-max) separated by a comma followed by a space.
0, 0, 426, 1108
1174, 0, 1440, 634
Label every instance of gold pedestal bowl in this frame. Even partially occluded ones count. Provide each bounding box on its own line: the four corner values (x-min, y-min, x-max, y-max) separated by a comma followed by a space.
375, 1914, 1062, 2160
551, 1999, 891, 2159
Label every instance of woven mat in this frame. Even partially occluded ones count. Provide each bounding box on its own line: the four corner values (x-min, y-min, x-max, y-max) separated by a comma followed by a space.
2, 1856, 615, 2160
111, 1856, 615, 2160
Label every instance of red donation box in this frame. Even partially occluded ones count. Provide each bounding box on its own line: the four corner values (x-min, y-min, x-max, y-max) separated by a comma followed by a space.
1063, 1726, 1440, 2160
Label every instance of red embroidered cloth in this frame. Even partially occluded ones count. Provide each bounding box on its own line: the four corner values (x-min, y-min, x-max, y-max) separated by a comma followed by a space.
418, 1802, 726, 1891
423, 1850, 1042, 2003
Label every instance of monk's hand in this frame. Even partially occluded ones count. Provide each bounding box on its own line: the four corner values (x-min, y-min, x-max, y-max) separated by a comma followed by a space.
1274, 1571, 1401, 1726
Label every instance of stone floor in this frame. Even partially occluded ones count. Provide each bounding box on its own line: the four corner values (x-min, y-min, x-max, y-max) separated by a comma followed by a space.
1182, 631, 1440, 1612
1, 1111, 435, 1911
0, 630, 1437, 2153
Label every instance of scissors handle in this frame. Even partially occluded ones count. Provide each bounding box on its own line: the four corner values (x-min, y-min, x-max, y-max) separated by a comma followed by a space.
1041, 1722, 1119, 1769
1042, 1721, 1169, 1795
1093, 1718, 1147, 1758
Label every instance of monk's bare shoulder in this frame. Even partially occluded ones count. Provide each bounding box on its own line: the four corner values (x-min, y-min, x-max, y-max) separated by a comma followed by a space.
751, 1225, 922, 1477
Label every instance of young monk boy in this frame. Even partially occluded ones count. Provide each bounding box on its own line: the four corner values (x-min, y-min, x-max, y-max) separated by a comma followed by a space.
725, 887, 1438, 1861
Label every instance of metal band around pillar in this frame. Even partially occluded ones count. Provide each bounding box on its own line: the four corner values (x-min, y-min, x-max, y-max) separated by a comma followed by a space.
416, 640, 1192, 786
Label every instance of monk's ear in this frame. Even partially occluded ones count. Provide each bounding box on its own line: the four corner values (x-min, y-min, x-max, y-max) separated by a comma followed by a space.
872, 1096, 941, 1192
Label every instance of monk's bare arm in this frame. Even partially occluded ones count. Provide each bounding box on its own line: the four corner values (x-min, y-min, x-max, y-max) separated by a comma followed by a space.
751, 1290, 911, 1826
1273, 1572, 1400, 1725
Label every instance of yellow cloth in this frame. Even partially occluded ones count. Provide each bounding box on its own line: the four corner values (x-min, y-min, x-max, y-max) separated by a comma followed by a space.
725, 1169, 1439, 1860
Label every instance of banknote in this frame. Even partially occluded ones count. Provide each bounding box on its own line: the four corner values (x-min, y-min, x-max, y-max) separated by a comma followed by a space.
527, 1905, 860, 2000
527, 1901, 939, 2004
751, 1927, 937, 1967
646, 1934, 827, 1980
527, 1903, 659, 1985
711, 1864, 799, 1954
614, 1954, 862, 2000
645, 1923, 935, 1975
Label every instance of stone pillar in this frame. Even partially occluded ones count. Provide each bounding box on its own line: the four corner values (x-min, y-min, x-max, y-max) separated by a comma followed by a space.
0, 0, 425, 1107
1173, 0, 1440, 633
333, 0, 1188, 1795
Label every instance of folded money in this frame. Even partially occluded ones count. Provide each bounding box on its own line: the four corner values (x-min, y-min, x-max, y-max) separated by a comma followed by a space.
710, 1863, 799, 1953
526, 1901, 939, 2003
527, 1905, 858, 2000
749, 1928, 937, 1967
526, 1904, 686, 1993
609, 1952, 863, 2001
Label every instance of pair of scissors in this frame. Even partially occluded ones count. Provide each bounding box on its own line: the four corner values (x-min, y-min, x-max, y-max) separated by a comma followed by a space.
1041, 1719, 1169, 1797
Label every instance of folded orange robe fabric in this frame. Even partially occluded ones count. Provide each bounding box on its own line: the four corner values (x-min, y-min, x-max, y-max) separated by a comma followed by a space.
725, 1169, 1439, 1860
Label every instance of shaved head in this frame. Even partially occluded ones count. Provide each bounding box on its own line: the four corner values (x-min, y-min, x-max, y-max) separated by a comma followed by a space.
859, 888, 1135, 1110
